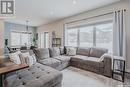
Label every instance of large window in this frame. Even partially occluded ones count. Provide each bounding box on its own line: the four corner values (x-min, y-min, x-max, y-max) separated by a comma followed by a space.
65, 28, 78, 47
79, 26, 93, 47
11, 31, 32, 46
65, 21, 113, 53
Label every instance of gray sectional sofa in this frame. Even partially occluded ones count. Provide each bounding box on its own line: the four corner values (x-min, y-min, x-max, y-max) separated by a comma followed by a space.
5, 47, 112, 87
33, 47, 112, 77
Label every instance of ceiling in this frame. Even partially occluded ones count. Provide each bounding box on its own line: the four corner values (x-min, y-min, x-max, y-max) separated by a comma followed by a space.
5, 0, 120, 26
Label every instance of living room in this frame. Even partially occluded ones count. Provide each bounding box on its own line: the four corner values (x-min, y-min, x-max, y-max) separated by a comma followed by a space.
0, 0, 130, 87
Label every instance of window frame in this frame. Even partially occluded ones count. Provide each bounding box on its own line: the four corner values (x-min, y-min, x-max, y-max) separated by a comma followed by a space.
64, 20, 113, 52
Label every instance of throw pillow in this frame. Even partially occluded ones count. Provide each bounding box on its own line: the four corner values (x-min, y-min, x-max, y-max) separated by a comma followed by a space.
31, 54, 37, 64
66, 47, 76, 56
21, 52, 30, 58
9, 51, 21, 64
49, 47, 60, 57
19, 52, 30, 63
33, 48, 50, 60
25, 56, 34, 66
19, 52, 37, 66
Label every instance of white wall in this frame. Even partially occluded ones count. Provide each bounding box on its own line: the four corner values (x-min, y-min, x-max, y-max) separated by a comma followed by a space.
38, 0, 130, 71
0, 20, 4, 56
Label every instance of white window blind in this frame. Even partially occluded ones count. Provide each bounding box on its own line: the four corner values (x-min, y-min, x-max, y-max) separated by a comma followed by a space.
65, 28, 78, 47
11, 31, 32, 46
11, 32, 21, 46
65, 21, 113, 53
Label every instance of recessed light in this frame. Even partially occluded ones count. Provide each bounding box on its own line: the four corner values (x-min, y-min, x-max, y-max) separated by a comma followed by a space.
73, 0, 77, 4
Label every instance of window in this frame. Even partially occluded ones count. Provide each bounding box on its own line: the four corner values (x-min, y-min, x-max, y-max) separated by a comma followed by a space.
11, 31, 32, 46
79, 26, 93, 47
65, 28, 78, 47
21, 33, 31, 46
65, 21, 113, 53
95, 23, 113, 53
11, 32, 21, 46
44, 32, 49, 48
40, 32, 49, 48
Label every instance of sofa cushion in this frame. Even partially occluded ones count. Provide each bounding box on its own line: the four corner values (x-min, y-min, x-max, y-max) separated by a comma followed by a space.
49, 47, 60, 57
71, 55, 103, 68
5, 63, 62, 87
9, 51, 21, 64
53, 55, 71, 63
77, 47, 90, 56
89, 48, 108, 58
72, 55, 100, 62
38, 58, 61, 69
33, 48, 50, 60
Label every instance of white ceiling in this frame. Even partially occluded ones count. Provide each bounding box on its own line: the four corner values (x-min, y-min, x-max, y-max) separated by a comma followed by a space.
5, 0, 120, 26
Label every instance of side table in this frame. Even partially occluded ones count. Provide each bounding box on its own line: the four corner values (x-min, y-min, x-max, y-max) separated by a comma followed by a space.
112, 56, 125, 82
0, 62, 29, 87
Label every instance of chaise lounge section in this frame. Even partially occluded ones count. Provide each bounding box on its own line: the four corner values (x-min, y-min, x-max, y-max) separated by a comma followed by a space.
4, 50, 63, 87
5, 63, 63, 87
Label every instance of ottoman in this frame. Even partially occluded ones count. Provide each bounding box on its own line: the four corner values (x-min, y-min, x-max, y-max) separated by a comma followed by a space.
5, 63, 62, 87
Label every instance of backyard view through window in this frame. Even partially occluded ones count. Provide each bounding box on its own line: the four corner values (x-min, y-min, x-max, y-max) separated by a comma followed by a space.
65, 21, 113, 53
11, 31, 32, 46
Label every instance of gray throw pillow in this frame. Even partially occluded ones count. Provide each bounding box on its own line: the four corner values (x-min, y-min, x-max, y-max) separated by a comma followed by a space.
49, 47, 60, 57
66, 47, 76, 56
33, 48, 50, 60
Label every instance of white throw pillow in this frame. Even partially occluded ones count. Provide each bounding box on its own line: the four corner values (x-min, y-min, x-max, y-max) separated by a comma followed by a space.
20, 52, 37, 66
21, 52, 30, 58
66, 47, 76, 56
9, 51, 21, 64
25, 56, 34, 66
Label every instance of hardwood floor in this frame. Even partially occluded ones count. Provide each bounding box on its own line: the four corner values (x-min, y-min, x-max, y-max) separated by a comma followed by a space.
62, 67, 130, 87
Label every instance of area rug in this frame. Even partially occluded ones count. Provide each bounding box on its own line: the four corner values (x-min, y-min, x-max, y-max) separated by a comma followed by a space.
61, 67, 128, 87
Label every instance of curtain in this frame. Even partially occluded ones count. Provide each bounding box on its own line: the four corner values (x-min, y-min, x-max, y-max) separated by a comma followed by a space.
113, 10, 126, 59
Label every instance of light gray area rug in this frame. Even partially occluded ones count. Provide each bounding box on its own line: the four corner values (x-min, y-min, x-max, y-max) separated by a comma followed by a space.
61, 67, 129, 87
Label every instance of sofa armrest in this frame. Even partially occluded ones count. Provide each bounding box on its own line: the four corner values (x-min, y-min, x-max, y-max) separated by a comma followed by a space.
102, 55, 112, 77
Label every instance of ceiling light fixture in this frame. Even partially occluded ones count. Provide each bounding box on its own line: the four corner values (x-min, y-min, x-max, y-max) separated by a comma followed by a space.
73, 0, 77, 5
